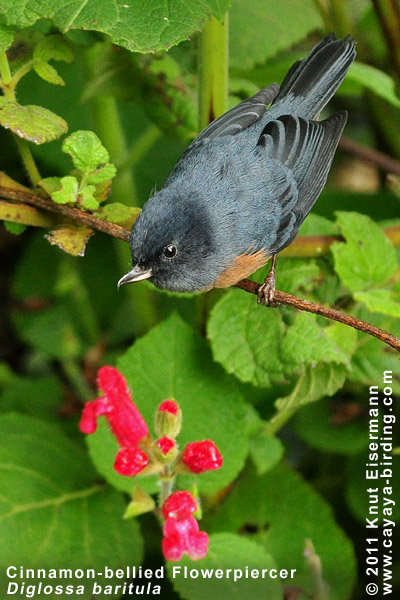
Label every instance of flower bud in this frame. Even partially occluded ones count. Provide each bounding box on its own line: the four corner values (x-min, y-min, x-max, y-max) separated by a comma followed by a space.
181, 440, 223, 474
114, 446, 149, 476
154, 399, 182, 438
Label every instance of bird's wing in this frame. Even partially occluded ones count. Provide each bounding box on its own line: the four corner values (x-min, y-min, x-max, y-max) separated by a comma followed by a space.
194, 84, 279, 143
258, 111, 347, 253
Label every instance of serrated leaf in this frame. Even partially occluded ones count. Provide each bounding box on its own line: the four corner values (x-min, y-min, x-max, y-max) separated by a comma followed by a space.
354, 289, 400, 317
168, 533, 282, 599
331, 212, 397, 292
0, 0, 231, 53
207, 462, 356, 600
273, 362, 348, 419
230, 0, 323, 70
0, 103, 67, 143
33, 33, 74, 63
88, 314, 249, 495
34, 60, 65, 85
51, 175, 78, 204
45, 224, 94, 256
347, 62, 400, 109
275, 258, 321, 295
39, 175, 63, 195
281, 312, 349, 369
79, 184, 98, 210
0, 414, 143, 599
98, 202, 140, 229
0, 15, 14, 52
207, 290, 286, 388
87, 162, 116, 184
62, 130, 110, 173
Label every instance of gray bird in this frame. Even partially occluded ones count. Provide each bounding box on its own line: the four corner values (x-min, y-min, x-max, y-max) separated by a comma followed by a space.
118, 34, 356, 303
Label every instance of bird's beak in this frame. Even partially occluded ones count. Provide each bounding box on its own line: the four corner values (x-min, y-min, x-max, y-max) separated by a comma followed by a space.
117, 265, 153, 288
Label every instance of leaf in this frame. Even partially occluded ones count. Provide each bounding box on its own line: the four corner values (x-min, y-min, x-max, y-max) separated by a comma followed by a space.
347, 62, 400, 109
79, 184, 99, 210
207, 462, 356, 600
0, 375, 62, 421
354, 289, 400, 318
275, 258, 321, 296
168, 533, 282, 599
87, 163, 116, 184
0, 14, 14, 52
88, 314, 249, 494
0, 103, 67, 144
34, 60, 65, 85
98, 202, 140, 229
3, 221, 26, 234
273, 362, 349, 418
51, 175, 78, 204
62, 130, 110, 173
0, 0, 232, 53
229, 0, 323, 70
0, 414, 143, 599
248, 430, 284, 475
331, 212, 397, 292
281, 312, 349, 369
207, 289, 286, 388
45, 224, 94, 257
33, 33, 74, 63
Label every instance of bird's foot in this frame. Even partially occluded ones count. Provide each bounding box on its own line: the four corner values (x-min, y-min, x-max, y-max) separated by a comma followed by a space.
257, 256, 279, 307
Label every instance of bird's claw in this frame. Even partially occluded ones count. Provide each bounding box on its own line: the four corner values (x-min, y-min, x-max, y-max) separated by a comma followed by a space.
257, 269, 279, 307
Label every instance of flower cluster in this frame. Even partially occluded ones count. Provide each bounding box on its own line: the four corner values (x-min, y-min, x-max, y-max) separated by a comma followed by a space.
79, 366, 223, 561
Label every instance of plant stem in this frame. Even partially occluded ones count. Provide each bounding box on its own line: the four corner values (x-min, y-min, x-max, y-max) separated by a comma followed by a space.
198, 14, 229, 131
371, 0, 400, 81
62, 358, 93, 401
329, 0, 353, 37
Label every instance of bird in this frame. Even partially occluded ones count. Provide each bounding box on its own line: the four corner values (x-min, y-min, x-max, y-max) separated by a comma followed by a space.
118, 33, 356, 304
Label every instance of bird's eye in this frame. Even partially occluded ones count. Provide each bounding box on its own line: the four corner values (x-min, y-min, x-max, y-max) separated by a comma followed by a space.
163, 244, 177, 259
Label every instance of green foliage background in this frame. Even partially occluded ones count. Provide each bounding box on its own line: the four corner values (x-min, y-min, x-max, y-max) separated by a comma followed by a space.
0, 1, 399, 599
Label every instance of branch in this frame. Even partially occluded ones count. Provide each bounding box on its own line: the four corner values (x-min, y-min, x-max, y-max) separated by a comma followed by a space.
1, 184, 399, 352
339, 136, 400, 177
235, 279, 400, 352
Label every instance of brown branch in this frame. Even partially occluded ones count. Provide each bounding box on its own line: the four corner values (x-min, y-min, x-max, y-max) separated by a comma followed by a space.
0, 185, 130, 242
1, 184, 399, 352
338, 136, 400, 177
235, 279, 400, 352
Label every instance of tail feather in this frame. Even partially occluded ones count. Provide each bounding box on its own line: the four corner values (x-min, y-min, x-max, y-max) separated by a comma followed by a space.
273, 34, 356, 119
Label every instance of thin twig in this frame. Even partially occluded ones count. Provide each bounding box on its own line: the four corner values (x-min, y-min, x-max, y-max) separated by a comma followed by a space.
339, 136, 400, 177
235, 279, 400, 352
1, 184, 399, 352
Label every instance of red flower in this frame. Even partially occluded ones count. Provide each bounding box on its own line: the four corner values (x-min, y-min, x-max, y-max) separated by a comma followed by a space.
162, 516, 209, 561
79, 366, 149, 476
158, 400, 179, 415
114, 447, 149, 476
79, 366, 148, 447
157, 436, 175, 456
182, 440, 223, 474
162, 491, 197, 520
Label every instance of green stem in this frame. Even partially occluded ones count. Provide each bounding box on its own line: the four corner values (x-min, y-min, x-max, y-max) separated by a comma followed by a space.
0, 52, 41, 186
63, 257, 100, 345
9, 59, 35, 90
266, 408, 297, 436
371, 0, 400, 81
158, 465, 175, 509
198, 14, 229, 131
329, 0, 353, 37
62, 358, 93, 401
116, 125, 161, 173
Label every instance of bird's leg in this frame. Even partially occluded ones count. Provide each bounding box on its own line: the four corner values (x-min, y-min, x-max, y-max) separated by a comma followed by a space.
257, 255, 279, 307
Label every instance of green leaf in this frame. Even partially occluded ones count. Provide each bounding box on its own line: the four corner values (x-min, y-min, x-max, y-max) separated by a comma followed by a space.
0, 375, 62, 420
88, 313, 249, 495
273, 362, 348, 420
79, 184, 98, 210
62, 130, 110, 173
281, 312, 349, 369
4, 221, 26, 234
331, 212, 397, 292
0, 0, 232, 53
0, 414, 143, 599
33, 34, 74, 63
354, 289, 400, 317
207, 462, 356, 600
0, 103, 67, 144
275, 258, 321, 295
98, 202, 140, 229
51, 175, 78, 204
248, 430, 284, 475
168, 533, 282, 599
347, 62, 400, 109
208, 290, 286, 387
0, 14, 14, 52
230, 0, 323, 70
87, 163, 116, 184
33, 60, 65, 86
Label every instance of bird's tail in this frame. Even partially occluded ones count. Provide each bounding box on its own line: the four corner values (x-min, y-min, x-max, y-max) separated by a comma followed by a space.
272, 33, 356, 119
